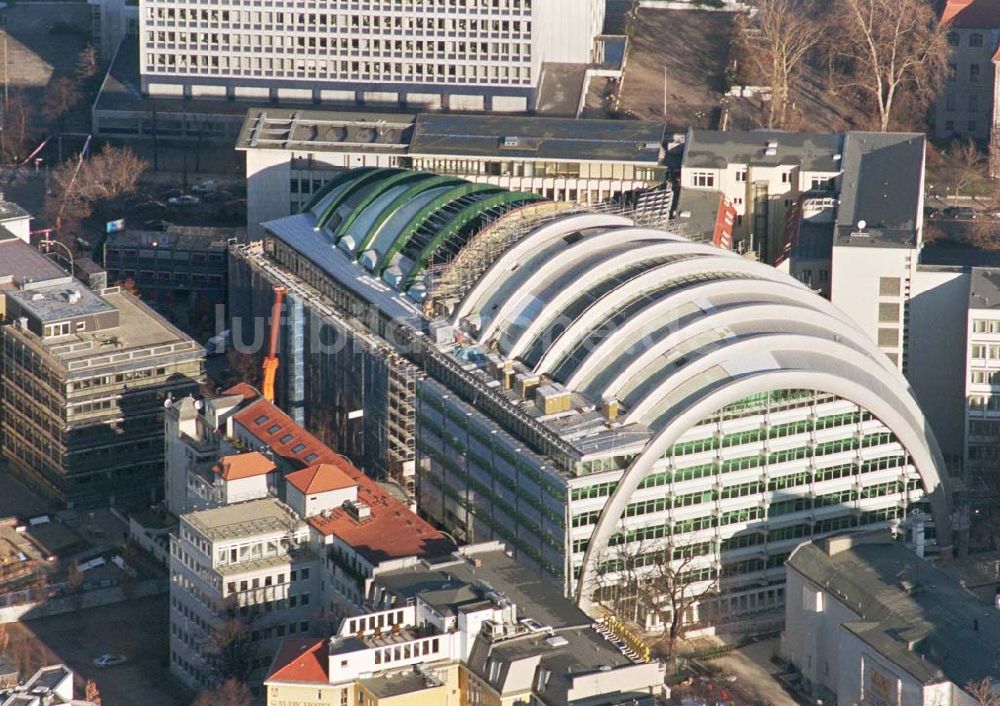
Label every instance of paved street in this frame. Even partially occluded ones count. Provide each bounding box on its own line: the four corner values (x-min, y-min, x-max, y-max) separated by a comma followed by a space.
8, 595, 188, 706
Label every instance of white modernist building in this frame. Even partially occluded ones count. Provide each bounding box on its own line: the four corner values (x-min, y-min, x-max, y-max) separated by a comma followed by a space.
236, 171, 954, 626
783, 532, 998, 706
138, 0, 603, 111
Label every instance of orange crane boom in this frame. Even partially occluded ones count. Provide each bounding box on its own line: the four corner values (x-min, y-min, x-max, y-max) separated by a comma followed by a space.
261, 285, 287, 403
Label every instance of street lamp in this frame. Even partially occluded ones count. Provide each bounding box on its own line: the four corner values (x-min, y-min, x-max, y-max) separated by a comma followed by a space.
40, 238, 74, 275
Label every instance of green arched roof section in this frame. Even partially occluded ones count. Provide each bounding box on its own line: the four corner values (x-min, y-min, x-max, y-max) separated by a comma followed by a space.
373, 182, 504, 276
302, 166, 379, 213
353, 175, 467, 258
314, 168, 404, 230
400, 191, 544, 292
330, 171, 434, 245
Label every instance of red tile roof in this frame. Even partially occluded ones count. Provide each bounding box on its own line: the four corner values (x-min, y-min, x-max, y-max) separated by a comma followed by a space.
287, 463, 356, 494
223, 382, 261, 400
228, 390, 452, 564
942, 0, 1000, 28
213, 451, 276, 481
267, 638, 328, 684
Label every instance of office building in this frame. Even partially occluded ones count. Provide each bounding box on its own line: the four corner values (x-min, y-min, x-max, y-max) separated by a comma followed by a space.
1, 279, 204, 506
782, 531, 999, 706
138, 0, 603, 112
239, 110, 671, 236
170, 497, 321, 690
103, 225, 238, 316
264, 543, 667, 706
937, 0, 999, 144
232, 169, 952, 625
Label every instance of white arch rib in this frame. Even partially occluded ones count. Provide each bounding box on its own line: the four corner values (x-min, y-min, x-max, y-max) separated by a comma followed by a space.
574, 370, 954, 607
477, 229, 680, 344
453, 213, 635, 325
573, 300, 883, 396
623, 334, 919, 427
584, 296, 908, 397
504, 240, 727, 359
533, 255, 791, 376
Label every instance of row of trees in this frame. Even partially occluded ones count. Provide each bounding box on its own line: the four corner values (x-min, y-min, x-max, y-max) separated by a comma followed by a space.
737, 0, 947, 132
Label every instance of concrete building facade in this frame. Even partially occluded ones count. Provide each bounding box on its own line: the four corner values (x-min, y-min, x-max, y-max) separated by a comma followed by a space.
169, 497, 322, 690
138, 0, 602, 112
1, 280, 204, 507
937, 0, 1000, 144
782, 532, 997, 706
238, 110, 670, 238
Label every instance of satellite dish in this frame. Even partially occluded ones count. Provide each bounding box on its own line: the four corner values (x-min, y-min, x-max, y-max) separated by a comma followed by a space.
857, 219, 866, 230
194, 399, 204, 410
163, 399, 172, 409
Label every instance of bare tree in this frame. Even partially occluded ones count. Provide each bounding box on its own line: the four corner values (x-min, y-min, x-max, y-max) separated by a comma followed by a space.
224, 350, 261, 389
44, 145, 148, 232
833, 0, 947, 131
41, 78, 82, 130
3, 89, 37, 162
207, 597, 259, 683
735, 0, 826, 128
586, 527, 719, 668
192, 678, 252, 706
66, 562, 85, 611
635, 542, 719, 667
946, 139, 987, 199
84, 678, 102, 705
968, 219, 1000, 251
117, 277, 141, 297
965, 677, 1000, 706
76, 46, 100, 82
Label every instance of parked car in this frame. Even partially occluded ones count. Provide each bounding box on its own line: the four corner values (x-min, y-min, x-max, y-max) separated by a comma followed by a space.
93, 654, 127, 668
167, 194, 201, 207
202, 189, 232, 203
161, 188, 184, 200
141, 219, 172, 231
944, 206, 977, 220
191, 180, 218, 194
923, 206, 941, 220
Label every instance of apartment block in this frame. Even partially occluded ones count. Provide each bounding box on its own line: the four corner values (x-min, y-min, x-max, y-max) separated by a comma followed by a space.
239, 109, 670, 236
165, 384, 452, 689
1, 280, 204, 507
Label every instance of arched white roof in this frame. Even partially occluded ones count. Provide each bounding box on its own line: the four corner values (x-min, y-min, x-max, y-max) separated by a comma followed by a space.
453, 220, 954, 561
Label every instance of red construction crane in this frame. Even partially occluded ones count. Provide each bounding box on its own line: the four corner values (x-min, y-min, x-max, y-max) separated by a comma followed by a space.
262, 285, 287, 403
